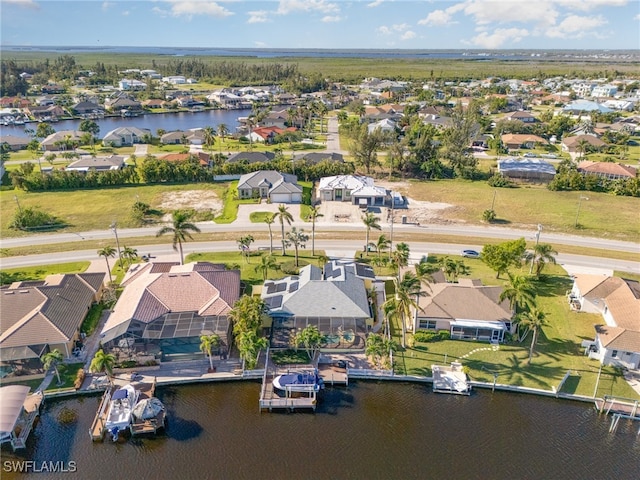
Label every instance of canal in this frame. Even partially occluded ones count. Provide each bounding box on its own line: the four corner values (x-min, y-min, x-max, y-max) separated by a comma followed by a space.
3, 381, 639, 480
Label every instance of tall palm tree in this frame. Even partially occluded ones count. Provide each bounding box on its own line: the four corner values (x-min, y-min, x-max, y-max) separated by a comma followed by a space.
518, 307, 548, 365
375, 234, 390, 261
202, 126, 216, 155
390, 242, 410, 277
199, 334, 220, 372
306, 206, 323, 256
89, 349, 116, 385
121, 246, 138, 266
382, 297, 400, 340
394, 271, 426, 348
217, 123, 229, 142
41, 348, 64, 385
255, 254, 277, 281
525, 243, 558, 278
286, 227, 309, 267
362, 212, 381, 256
274, 204, 293, 255
97, 246, 116, 283
499, 273, 536, 314
156, 210, 201, 264
264, 213, 276, 254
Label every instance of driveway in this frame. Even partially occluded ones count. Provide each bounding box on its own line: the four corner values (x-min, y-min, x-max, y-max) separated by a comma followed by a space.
235, 202, 303, 226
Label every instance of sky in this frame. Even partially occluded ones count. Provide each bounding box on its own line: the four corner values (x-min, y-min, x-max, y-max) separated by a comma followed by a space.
1, 0, 639, 50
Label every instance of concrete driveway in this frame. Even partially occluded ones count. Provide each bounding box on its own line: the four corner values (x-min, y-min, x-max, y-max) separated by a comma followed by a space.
235, 202, 303, 225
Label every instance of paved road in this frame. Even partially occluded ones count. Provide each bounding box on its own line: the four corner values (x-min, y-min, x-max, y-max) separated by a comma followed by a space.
2, 239, 638, 274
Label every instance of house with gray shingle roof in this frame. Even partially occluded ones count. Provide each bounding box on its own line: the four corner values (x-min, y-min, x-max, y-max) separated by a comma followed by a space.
66, 155, 126, 172
0, 273, 105, 366
102, 127, 151, 147
99, 262, 240, 359
412, 278, 513, 343
570, 274, 640, 370
226, 151, 275, 164
262, 261, 372, 350
237, 170, 302, 203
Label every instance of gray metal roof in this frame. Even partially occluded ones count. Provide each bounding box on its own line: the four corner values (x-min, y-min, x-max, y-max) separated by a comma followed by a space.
0, 386, 30, 435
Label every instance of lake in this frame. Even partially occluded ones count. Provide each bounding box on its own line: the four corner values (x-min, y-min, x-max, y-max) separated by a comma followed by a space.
3, 381, 639, 480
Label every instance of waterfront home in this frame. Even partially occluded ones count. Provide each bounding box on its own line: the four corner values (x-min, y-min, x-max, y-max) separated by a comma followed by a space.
99, 262, 240, 362
497, 158, 556, 182
0, 134, 30, 151
412, 279, 514, 343
248, 126, 297, 144
0, 273, 105, 369
160, 129, 205, 145
237, 170, 302, 203
577, 161, 637, 180
570, 274, 640, 370
104, 92, 142, 113
66, 155, 127, 172
40, 130, 84, 151
318, 175, 387, 207
261, 262, 372, 350
102, 127, 151, 147
72, 100, 104, 116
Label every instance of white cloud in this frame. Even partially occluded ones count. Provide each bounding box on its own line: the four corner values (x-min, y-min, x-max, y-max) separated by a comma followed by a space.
322, 15, 342, 22
378, 23, 411, 35
367, 0, 384, 7
469, 27, 529, 48
546, 14, 607, 37
418, 10, 455, 26
276, 0, 339, 15
556, 0, 628, 11
247, 10, 268, 23
3, 0, 39, 9
254, 41, 267, 48
462, 1, 558, 27
161, 1, 233, 19
400, 30, 416, 40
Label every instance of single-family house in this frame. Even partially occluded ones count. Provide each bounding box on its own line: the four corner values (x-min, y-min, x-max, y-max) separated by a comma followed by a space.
412, 278, 514, 343
104, 92, 142, 113
0, 135, 30, 151
118, 79, 147, 91
102, 127, 151, 147
262, 109, 303, 129
293, 152, 345, 165
99, 262, 240, 361
570, 274, 640, 369
41, 84, 64, 94
501, 133, 549, 150
503, 111, 537, 123
207, 90, 243, 109
225, 151, 275, 164
318, 175, 387, 207
159, 152, 211, 168
142, 99, 167, 110
248, 126, 296, 144
561, 135, 606, 154
367, 118, 397, 135
0, 273, 105, 366
498, 158, 556, 182
160, 129, 205, 145
237, 170, 302, 203
40, 130, 84, 151
563, 100, 613, 116
72, 100, 104, 116
26, 105, 66, 121
66, 155, 126, 172
262, 262, 372, 350
577, 161, 637, 180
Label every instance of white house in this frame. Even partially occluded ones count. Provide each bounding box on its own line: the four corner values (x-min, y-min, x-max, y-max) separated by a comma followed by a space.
570, 274, 640, 370
102, 127, 151, 147
318, 175, 387, 207
162, 76, 186, 85
118, 79, 147, 91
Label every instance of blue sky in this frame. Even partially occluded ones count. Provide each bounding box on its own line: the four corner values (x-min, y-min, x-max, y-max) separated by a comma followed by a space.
1, 0, 639, 50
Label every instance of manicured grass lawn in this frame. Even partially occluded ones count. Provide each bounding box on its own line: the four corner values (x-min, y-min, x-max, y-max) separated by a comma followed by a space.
271, 349, 313, 365
213, 181, 259, 224
46, 363, 85, 390
81, 303, 106, 336
1, 182, 228, 238
389, 260, 639, 399
249, 211, 273, 223
0, 261, 90, 285
405, 178, 640, 241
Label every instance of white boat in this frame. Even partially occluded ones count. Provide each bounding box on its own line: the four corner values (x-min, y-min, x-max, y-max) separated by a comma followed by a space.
272, 370, 324, 393
105, 384, 139, 440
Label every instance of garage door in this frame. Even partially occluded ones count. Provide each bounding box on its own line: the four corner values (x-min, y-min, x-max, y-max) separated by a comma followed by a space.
270, 193, 291, 203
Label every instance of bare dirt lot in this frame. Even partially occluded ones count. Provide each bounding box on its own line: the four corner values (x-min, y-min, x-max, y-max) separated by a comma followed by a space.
158, 190, 223, 219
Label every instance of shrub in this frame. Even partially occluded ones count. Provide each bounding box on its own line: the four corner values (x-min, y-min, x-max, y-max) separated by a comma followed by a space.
438, 330, 451, 341
119, 360, 137, 369
280, 261, 299, 275
413, 330, 441, 342
482, 209, 496, 223
487, 173, 515, 188
10, 206, 62, 231
144, 360, 157, 367
73, 368, 86, 390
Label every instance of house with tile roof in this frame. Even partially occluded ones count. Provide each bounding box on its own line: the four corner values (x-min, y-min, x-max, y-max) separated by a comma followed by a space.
561, 134, 606, 154
237, 170, 302, 203
570, 274, 640, 369
577, 161, 636, 180
412, 278, 514, 343
261, 261, 373, 350
99, 262, 240, 361
501, 133, 549, 150
40, 130, 84, 151
0, 273, 105, 366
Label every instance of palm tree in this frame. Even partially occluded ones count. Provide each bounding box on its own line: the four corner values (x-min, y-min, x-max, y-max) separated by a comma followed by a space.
390, 242, 410, 277
199, 334, 220, 372
237, 234, 255, 263
97, 246, 116, 283
518, 308, 548, 365
217, 123, 229, 142
500, 273, 536, 314
41, 349, 64, 385
576, 138, 590, 159
394, 271, 426, 348
306, 206, 323, 256
264, 213, 276, 254
274, 204, 293, 255
293, 325, 324, 360
362, 212, 381, 256
89, 349, 116, 385
382, 297, 400, 340
286, 227, 309, 267
525, 243, 558, 278
121, 245, 138, 266
255, 254, 277, 281
374, 234, 390, 260
202, 126, 216, 155
156, 210, 201, 265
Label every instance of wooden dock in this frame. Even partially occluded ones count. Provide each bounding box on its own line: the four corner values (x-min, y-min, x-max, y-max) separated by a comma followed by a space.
317, 363, 348, 386
10, 391, 44, 451
594, 395, 640, 434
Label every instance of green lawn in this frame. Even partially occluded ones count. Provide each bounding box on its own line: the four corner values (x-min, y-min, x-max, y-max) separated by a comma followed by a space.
0, 261, 90, 285
213, 181, 260, 224
249, 211, 273, 223
390, 260, 639, 399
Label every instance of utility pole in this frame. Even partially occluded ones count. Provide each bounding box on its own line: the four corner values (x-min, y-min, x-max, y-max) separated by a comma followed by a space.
529, 224, 543, 275
388, 197, 394, 260
575, 196, 589, 228
110, 221, 123, 270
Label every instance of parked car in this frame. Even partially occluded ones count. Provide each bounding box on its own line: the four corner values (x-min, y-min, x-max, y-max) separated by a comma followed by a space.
461, 249, 480, 259
523, 152, 538, 158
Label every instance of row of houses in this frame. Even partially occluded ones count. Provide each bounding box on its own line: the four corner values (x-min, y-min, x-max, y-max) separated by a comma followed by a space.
497, 157, 637, 182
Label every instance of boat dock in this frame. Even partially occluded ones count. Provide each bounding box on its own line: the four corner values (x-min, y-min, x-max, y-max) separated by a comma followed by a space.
259, 364, 319, 412
595, 395, 640, 434
90, 375, 161, 441
0, 387, 44, 451
432, 362, 471, 395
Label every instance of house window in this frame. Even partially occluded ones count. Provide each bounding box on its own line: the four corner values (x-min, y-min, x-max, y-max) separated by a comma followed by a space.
611, 350, 618, 358
419, 320, 437, 330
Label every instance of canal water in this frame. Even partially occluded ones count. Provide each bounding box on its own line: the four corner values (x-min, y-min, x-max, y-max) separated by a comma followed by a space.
1, 108, 253, 138
3, 381, 639, 480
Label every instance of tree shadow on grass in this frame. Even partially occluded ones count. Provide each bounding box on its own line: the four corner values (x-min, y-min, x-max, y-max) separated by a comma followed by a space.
532, 274, 573, 298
